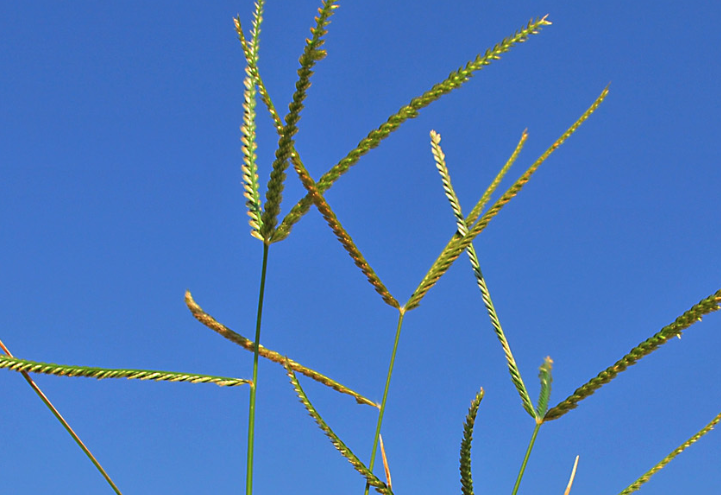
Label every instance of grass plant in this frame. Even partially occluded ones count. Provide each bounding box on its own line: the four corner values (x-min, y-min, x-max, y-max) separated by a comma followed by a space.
2, 3, 719, 494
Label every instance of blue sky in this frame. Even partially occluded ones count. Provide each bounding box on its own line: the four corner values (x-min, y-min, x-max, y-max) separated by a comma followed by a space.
1, 2, 720, 494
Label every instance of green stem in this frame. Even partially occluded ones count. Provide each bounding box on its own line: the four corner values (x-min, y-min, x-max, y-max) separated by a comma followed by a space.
246, 242, 270, 495
511, 422, 542, 495
364, 309, 406, 495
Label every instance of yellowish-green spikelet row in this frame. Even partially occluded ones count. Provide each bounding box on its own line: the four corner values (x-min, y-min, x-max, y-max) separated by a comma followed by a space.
0, 355, 249, 387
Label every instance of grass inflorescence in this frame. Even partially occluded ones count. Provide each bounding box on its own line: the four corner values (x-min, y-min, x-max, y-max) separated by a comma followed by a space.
2, 4, 718, 495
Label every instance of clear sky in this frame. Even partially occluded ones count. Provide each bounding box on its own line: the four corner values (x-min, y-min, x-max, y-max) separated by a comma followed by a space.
1, 2, 719, 494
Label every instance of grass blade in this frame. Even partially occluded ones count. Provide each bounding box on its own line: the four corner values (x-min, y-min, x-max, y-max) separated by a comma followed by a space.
185, 290, 378, 408
284, 361, 393, 495
0, 355, 250, 387
260, 0, 339, 240
618, 411, 721, 495
0, 338, 122, 494
460, 388, 484, 495
545, 289, 721, 421
273, 16, 552, 242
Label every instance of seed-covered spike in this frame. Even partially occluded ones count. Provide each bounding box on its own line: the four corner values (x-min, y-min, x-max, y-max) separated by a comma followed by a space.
275, 16, 552, 241
259, 0, 339, 241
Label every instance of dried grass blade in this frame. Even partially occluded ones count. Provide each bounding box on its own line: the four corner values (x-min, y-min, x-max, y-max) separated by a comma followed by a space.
185, 291, 379, 407
274, 16, 552, 241
406, 86, 608, 310
284, 361, 393, 495
618, 410, 721, 495
563, 456, 580, 495
0, 355, 250, 387
545, 289, 721, 421
432, 131, 535, 417
379, 434, 392, 491
0, 338, 122, 494
260, 0, 339, 240
460, 388, 484, 495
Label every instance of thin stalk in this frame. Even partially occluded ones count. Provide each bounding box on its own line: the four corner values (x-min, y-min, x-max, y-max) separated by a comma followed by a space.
246, 242, 270, 495
0, 339, 122, 494
511, 423, 542, 495
364, 309, 406, 495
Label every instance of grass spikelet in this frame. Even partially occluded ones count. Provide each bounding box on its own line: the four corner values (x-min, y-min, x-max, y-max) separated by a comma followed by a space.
470, 248, 536, 418
460, 388, 484, 495
535, 356, 553, 421
545, 288, 721, 421
184, 290, 379, 407
236, 3, 265, 240
0, 355, 250, 387
465, 129, 528, 227
406, 86, 608, 310
430, 130, 464, 228
235, 15, 284, 136
260, 0, 339, 241
284, 361, 393, 495
287, 161, 399, 307
432, 132, 535, 417
467, 246, 535, 417
274, 16, 552, 241
618, 410, 721, 495
463, 86, 608, 244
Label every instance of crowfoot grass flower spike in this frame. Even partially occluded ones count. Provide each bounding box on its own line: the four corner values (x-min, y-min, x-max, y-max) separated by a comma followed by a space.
1, 2, 719, 493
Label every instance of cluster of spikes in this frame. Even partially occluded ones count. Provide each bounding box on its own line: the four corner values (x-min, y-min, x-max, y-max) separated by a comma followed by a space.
2, 1, 720, 494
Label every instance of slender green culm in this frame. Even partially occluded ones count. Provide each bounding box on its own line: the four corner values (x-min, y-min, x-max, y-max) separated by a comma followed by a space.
284, 362, 393, 495
406, 86, 609, 311
273, 16, 552, 242
618, 410, 721, 495
535, 356, 553, 420
511, 423, 542, 495
235, 2, 266, 241
0, 339, 123, 495
246, 243, 270, 495
545, 288, 721, 421
0, 355, 250, 387
459, 388, 485, 495
185, 290, 378, 407
260, 1, 338, 241
365, 310, 405, 495
431, 130, 536, 418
